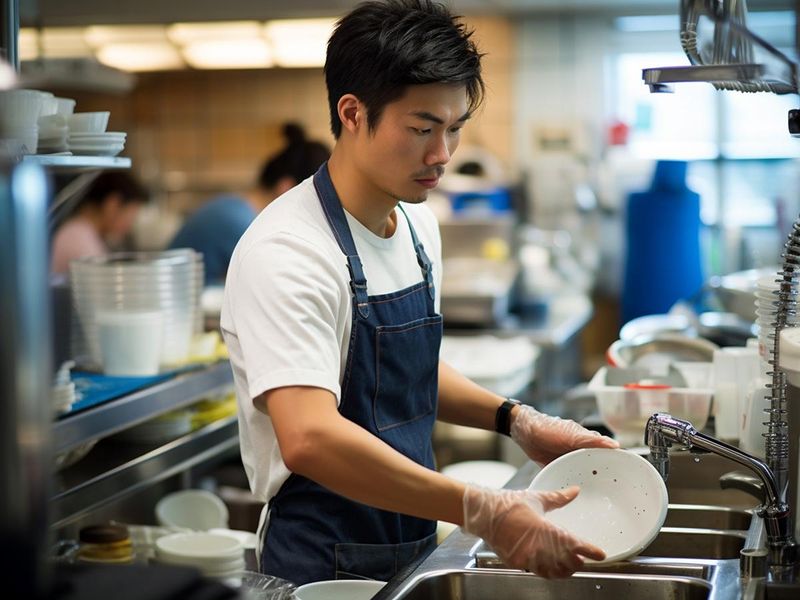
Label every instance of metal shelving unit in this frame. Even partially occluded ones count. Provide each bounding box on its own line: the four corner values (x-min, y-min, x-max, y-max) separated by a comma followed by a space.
52, 415, 239, 529
22, 155, 132, 172
54, 360, 234, 454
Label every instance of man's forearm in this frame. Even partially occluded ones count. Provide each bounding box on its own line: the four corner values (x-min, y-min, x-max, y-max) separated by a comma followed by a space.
437, 360, 516, 430
297, 415, 465, 524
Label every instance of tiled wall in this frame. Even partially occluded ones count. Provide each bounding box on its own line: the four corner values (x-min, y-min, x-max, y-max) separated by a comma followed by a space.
61, 15, 514, 216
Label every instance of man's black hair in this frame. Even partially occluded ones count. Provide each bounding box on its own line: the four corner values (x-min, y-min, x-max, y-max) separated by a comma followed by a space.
258, 123, 331, 189
325, 0, 484, 138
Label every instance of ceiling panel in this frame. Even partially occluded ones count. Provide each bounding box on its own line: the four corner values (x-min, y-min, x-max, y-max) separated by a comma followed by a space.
25, 0, 794, 26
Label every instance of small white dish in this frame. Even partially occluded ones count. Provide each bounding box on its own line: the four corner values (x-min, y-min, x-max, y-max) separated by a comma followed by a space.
528, 448, 668, 563
294, 580, 386, 600
208, 527, 259, 550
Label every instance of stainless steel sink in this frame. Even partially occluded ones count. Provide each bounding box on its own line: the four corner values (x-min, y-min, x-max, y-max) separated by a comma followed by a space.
664, 504, 752, 530
666, 452, 760, 508
474, 526, 745, 569
640, 528, 747, 560
387, 569, 712, 600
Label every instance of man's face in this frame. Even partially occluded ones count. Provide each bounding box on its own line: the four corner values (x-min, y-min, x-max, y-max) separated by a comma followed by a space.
354, 83, 469, 204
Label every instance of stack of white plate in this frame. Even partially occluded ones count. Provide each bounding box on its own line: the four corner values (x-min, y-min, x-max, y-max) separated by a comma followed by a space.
68, 131, 126, 156
69, 249, 204, 371
155, 532, 245, 579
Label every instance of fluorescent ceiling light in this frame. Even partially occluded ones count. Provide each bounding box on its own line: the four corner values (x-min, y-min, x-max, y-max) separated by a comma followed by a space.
96, 42, 184, 72
85, 25, 169, 47
168, 21, 262, 44
182, 39, 273, 69
263, 18, 335, 68
19, 28, 39, 61
39, 27, 93, 58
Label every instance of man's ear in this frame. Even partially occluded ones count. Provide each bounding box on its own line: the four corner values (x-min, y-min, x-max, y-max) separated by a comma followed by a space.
337, 94, 363, 135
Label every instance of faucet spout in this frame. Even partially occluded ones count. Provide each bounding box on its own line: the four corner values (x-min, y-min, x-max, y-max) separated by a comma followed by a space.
645, 413, 798, 566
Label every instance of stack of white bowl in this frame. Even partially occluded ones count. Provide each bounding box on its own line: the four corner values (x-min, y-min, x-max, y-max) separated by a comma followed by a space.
155, 532, 245, 580
70, 249, 204, 371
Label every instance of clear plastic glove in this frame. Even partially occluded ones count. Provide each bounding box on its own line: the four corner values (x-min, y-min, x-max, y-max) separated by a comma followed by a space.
462, 484, 605, 578
510, 405, 619, 465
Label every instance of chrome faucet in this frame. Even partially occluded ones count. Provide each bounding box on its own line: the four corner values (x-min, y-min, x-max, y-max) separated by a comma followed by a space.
645, 413, 798, 566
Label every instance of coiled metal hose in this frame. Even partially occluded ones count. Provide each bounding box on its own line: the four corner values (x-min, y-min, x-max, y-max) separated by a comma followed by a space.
764, 220, 800, 498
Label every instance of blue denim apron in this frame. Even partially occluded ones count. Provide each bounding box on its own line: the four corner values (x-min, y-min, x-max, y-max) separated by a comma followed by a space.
260, 164, 441, 585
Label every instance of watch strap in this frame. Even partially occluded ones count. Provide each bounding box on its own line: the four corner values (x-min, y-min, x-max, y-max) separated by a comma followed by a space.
495, 398, 521, 437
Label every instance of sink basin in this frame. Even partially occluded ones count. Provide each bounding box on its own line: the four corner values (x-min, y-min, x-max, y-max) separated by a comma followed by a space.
664, 504, 752, 530
579, 559, 715, 579
388, 570, 712, 600
640, 528, 747, 559
665, 452, 760, 508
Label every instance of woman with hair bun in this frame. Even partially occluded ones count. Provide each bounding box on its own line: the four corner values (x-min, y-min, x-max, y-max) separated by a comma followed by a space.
168, 123, 330, 285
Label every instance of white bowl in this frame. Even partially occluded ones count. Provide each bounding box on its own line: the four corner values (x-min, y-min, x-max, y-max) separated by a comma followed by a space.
294, 580, 386, 600
529, 448, 668, 563
67, 111, 110, 133
156, 489, 229, 530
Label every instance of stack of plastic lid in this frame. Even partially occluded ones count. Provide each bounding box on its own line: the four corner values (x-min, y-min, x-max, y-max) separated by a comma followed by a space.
69, 249, 203, 370
155, 532, 245, 580
52, 360, 78, 415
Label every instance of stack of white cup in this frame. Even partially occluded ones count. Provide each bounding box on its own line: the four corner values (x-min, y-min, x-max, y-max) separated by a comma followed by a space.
0, 89, 46, 153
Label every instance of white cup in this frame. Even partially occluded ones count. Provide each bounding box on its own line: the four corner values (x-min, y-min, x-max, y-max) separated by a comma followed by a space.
54, 97, 76, 116
97, 311, 163, 376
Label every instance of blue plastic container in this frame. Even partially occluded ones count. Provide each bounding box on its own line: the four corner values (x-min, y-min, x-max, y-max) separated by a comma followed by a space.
621, 161, 704, 325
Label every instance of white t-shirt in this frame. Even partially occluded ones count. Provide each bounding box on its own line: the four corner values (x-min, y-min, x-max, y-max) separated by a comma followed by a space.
221, 176, 442, 503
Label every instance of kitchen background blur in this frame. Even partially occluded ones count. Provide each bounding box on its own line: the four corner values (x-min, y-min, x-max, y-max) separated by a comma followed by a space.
1, 0, 799, 597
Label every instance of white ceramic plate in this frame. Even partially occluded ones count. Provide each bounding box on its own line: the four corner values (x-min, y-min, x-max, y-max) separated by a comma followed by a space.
528, 448, 668, 563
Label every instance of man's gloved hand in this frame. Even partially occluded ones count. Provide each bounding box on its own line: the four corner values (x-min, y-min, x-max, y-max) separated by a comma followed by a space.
462, 485, 605, 578
510, 405, 619, 465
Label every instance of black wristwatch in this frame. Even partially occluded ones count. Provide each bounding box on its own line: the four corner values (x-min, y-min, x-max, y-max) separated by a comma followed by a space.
495, 398, 522, 437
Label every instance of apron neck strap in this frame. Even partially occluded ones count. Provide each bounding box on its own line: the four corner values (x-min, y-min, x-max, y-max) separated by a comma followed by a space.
313, 163, 436, 310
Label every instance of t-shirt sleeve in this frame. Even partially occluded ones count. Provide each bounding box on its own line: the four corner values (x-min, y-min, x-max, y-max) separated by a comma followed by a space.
225, 231, 344, 407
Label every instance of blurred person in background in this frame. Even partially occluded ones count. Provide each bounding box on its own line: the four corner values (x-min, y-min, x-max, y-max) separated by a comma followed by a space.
168, 123, 330, 285
50, 171, 148, 275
